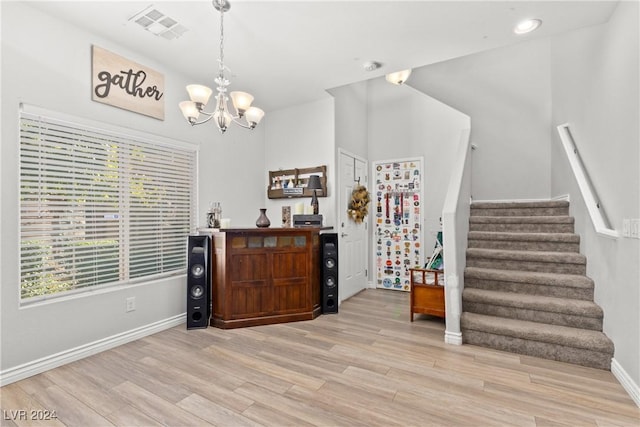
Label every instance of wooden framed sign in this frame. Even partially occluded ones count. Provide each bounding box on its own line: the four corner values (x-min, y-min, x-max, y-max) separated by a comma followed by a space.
92, 45, 165, 120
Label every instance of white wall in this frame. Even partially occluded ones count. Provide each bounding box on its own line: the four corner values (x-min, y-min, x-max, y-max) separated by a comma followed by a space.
0, 2, 264, 376
263, 98, 336, 228
550, 1, 640, 387
367, 78, 470, 250
329, 81, 369, 160
408, 38, 553, 201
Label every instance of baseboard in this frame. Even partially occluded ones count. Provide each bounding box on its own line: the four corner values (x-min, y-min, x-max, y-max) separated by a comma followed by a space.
0, 314, 186, 387
611, 358, 640, 407
445, 330, 462, 345
552, 194, 570, 202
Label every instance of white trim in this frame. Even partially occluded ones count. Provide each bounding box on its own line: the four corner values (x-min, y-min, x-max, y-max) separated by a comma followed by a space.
337, 148, 370, 304
442, 129, 472, 342
611, 358, 640, 408
0, 314, 185, 386
472, 197, 565, 204
552, 194, 570, 202
557, 123, 619, 240
21, 103, 198, 151
445, 331, 463, 345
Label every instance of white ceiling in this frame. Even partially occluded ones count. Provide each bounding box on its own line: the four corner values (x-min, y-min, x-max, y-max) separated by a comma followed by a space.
28, 1, 618, 112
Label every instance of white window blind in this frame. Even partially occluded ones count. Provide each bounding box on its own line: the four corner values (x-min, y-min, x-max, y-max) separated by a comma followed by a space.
19, 105, 197, 303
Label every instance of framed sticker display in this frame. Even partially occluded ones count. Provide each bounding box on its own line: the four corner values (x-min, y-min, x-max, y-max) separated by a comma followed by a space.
372, 157, 424, 292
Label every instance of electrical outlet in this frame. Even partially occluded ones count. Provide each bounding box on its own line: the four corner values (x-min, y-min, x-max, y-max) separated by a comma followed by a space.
623, 219, 631, 237
125, 297, 136, 312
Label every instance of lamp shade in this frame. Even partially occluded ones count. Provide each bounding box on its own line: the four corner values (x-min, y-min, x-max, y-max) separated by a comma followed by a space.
179, 101, 200, 122
186, 84, 213, 105
230, 91, 254, 115
245, 107, 265, 127
307, 175, 322, 190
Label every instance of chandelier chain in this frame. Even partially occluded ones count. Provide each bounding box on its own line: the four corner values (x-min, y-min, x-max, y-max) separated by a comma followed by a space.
219, 1, 225, 78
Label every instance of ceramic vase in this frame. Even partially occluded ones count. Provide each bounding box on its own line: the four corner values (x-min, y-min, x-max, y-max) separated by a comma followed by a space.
256, 208, 271, 228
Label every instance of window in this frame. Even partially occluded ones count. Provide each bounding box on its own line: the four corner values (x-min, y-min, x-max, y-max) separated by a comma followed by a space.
19, 105, 197, 303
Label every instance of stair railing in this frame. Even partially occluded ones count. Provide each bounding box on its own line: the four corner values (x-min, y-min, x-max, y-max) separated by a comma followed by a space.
442, 128, 472, 345
557, 123, 618, 239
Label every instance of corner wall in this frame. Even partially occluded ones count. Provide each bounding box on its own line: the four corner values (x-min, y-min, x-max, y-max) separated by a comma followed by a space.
408, 37, 553, 201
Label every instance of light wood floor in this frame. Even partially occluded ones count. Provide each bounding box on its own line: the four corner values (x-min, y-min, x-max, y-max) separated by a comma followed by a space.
1, 289, 638, 426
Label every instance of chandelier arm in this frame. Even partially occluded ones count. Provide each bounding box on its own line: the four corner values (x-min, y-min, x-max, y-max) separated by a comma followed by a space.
188, 114, 215, 126
230, 117, 255, 129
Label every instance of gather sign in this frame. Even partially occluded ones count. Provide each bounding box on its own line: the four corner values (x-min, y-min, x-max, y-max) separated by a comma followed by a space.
91, 45, 165, 120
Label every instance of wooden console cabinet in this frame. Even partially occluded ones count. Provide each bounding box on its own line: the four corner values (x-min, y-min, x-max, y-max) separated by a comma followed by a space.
209, 227, 325, 328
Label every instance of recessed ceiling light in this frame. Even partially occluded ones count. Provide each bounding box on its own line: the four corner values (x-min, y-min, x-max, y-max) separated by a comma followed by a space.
514, 19, 542, 35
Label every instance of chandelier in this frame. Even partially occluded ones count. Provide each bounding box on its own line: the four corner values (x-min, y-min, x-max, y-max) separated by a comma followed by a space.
179, 0, 264, 133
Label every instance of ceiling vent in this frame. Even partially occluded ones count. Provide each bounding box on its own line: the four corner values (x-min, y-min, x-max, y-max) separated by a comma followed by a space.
129, 6, 188, 40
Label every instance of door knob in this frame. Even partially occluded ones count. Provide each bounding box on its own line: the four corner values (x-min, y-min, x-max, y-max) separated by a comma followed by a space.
341, 233, 348, 237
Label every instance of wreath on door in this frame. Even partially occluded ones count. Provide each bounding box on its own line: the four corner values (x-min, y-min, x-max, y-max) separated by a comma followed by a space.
347, 185, 370, 223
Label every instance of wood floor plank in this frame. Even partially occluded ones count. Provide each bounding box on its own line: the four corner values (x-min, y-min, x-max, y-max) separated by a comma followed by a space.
0, 289, 637, 427
112, 381, 209, 426
137, 356, 254, 413
103, 404, 163, 427
241, 402, 314, 427
176, 393, 261, 427
208, 346, 326, 391
41, 364, 128, 417
19, 385, 113, 427
234, 382, 356, 426
285, 384, 401, 426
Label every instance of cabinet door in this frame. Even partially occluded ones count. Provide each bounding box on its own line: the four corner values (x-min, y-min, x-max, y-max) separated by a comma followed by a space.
229, 253, 272, 319
271, 251, 309, 314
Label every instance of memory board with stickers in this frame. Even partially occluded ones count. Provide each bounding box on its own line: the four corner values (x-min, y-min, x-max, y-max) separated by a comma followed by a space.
372, 158, 424, 292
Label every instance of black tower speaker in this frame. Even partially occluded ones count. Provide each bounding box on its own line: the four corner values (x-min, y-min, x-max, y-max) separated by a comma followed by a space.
320, 233, 338, 314
187, 235, 211, 329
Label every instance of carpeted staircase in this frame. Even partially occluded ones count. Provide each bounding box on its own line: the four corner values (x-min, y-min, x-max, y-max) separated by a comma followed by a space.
461, 200, 614, 369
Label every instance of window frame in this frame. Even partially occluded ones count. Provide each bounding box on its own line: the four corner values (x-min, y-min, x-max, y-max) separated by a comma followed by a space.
18, 103, 199, 306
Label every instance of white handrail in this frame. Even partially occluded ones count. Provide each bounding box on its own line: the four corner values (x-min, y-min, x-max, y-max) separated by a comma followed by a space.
557, 123, 618, 239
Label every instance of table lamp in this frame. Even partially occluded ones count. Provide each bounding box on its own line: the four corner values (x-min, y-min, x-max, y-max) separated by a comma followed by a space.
307, 175, 322, 215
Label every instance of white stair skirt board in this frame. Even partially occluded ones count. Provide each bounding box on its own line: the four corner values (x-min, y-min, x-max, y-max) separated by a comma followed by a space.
0, 314, 186, 386
612, 358, 640, 408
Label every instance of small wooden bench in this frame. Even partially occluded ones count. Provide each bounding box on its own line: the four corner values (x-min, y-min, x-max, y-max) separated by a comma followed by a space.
409, 268, 445, 321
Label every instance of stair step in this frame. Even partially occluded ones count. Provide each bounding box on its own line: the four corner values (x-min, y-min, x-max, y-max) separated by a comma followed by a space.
468, 231, 580, 252
466, 248, 586, 275
462, 288, 603, 330
464, 267, 594, 300
469, 216, 575, 233
461, 312, 614, 369
471, 200, 570, 217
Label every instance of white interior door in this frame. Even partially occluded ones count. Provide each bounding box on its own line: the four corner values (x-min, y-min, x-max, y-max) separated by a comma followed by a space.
338, 150, 368, 303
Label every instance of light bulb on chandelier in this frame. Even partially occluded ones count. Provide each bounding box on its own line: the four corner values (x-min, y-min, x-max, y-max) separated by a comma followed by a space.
179, 0, 264, 134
